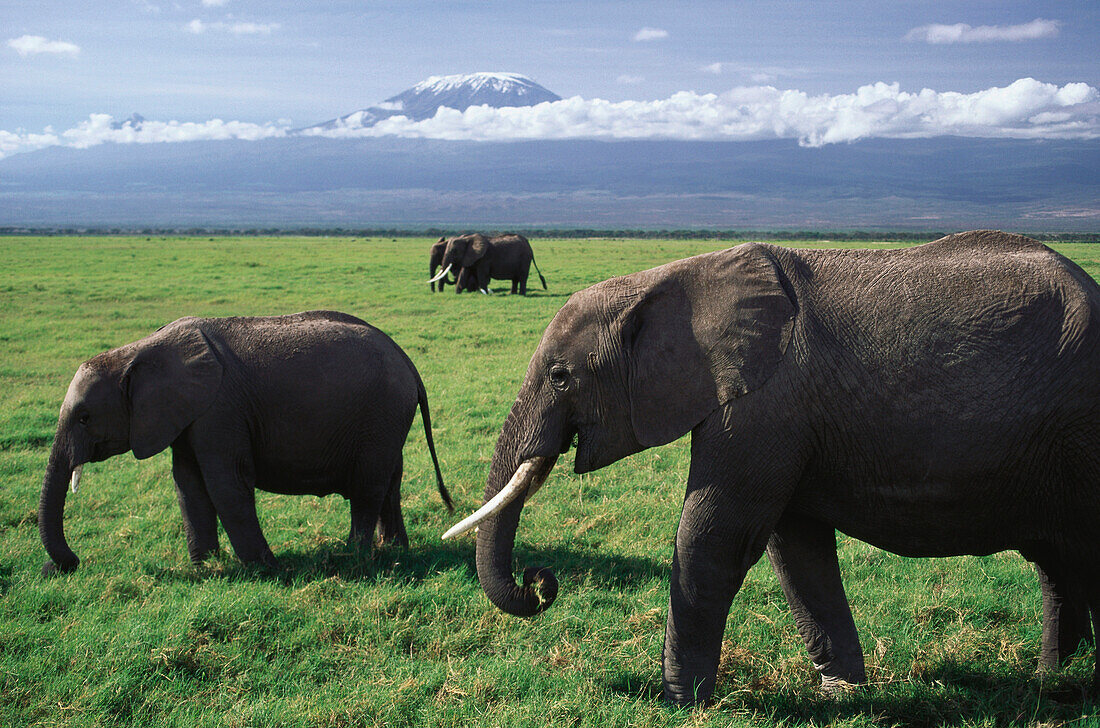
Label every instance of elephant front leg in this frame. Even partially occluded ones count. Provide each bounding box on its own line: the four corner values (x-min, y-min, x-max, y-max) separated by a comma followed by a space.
194, 446, 276, 567
171, 444, 219, 565
662, 483, 784, 705
767, 512, 865, 690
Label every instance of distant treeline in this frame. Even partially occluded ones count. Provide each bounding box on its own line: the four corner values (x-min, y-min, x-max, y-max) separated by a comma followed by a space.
1, 227, 1097, 243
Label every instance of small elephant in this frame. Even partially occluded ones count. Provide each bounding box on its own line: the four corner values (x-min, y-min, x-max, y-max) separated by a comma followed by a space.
40, 310, 452, 575
428, 233, 547, 295
445, 231, 1100, 704
429, 237, 457, 293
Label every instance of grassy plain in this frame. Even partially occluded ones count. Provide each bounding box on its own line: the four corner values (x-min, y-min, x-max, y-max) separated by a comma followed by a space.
2, 235, 1100, 727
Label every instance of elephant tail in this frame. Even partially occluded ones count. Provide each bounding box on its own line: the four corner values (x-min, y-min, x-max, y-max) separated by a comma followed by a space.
410, 360, 453, 512
531, 255, 547, 290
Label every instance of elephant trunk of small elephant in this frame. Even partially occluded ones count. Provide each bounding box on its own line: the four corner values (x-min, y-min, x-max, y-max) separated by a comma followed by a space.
39, 440, 80, 574
472, 409, 559, 617
427, 263, 452, 284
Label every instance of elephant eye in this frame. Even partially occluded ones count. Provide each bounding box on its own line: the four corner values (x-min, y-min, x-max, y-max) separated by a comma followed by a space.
78, 413, 90, 425
548, 365, 570, 390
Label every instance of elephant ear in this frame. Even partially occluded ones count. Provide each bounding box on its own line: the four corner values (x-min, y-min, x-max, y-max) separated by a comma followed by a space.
122, 323, 223, 459
461, 234, 490, 268
624, 243, 796, 447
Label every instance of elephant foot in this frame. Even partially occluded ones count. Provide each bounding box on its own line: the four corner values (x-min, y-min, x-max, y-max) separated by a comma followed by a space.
238, 549, 279, 570
819, 674, 861, 697
376, 533, 410, 549
41, 557, 79, 577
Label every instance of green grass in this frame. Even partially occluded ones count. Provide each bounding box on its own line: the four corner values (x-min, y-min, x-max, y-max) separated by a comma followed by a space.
2, 235, 1100, 727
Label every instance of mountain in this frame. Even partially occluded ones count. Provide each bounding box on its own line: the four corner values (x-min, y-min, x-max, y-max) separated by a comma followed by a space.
2, 135, 1097, 230
303, 72, 561, 131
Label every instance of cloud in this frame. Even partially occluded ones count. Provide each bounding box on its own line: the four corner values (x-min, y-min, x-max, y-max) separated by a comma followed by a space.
185, 19, 278, 35
0, 114, 285, 158
617, 74, 645, 85
633, 27, 668, 42
701, 63, 723, 75
905, 18, 1060, 44
308, 78, 1100, 148
7, 35, 80, 57
2, 78, 1097, 159
202, 0, 229, 5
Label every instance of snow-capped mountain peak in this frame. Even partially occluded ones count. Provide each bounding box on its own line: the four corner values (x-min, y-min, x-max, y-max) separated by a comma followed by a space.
302, 72, 560, 132
411, 72, 547, 96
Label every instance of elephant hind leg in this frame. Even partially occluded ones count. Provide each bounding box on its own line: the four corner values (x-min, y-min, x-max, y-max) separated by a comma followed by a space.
767, 511, 866, 690
348, 454, 402, 549
1031, 558, 1094, 671
376, 454, 409, 548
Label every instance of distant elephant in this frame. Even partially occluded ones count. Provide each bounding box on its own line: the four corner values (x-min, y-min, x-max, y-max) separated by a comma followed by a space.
428, 233, 547, 295
444, 231, 1100, 705
429, 237, 457, 293
40, 310, 452, 575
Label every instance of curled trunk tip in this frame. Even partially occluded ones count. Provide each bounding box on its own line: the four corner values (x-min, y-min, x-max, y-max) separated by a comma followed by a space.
473, 455, 559, 617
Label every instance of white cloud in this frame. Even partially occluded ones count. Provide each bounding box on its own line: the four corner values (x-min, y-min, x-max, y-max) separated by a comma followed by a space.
617, 74, 645, 85
633, 27, 668, 42
185, 19, 278, 35
2, 78, 1097, 159
306, 78, 1100, 148
701, 63, 723, 75
7, 35, 80, 57
224, 21, 278, 35
0, 114, 285, 158
202, 0, 228, 6
905, 18, 1060, 44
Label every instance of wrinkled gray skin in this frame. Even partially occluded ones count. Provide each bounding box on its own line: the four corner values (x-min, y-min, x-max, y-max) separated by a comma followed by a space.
439, 233, 547, 295
472, 231, 1100, 705
429, 237, 458, 293
40, 310, 451, 575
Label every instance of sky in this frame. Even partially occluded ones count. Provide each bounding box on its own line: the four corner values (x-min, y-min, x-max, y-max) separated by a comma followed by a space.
2, 0, 1098, 155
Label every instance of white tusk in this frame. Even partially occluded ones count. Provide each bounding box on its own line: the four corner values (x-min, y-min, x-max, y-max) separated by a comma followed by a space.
70, 464, 83, 494
479, 288, 489, 295
427, 263, 453, 284
441, 457, 549, 540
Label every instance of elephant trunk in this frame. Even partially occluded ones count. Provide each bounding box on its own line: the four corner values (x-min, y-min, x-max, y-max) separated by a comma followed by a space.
470, 405, 560, 617
39, 439, 80, 574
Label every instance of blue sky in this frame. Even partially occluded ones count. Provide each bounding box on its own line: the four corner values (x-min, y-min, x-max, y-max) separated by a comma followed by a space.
2, 1, 1097, 151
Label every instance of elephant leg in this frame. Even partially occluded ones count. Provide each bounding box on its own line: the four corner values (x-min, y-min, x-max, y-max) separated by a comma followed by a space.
1036, 560, 1093, 670
661, 430, 797, 705
171, 443, 219, 564
348, 458, 393, 548
519, 276, 527, 295
375, 455, 408, 548
511, 279, 519, 294
195, 449, 276, 567
767, 512, 865, 690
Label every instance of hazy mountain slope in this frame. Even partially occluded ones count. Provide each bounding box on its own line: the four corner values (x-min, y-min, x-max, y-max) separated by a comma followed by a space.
1, 137, 1096, 230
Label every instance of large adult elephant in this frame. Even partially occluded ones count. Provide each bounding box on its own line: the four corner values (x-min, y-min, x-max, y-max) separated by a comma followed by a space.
40, 311, 452, 575
444, 231, 1100, 705
428, 233, 547, 295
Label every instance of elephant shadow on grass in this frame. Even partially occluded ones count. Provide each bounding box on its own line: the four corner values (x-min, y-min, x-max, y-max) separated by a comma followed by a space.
611, 659, 1096, 727
145, 541, 667, 590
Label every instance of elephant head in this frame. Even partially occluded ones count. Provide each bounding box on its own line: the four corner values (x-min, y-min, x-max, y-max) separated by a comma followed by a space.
444, 243, 796, 616
40, 320, 223, 574
428, 237, 455, 292
427, 234, 491, 293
